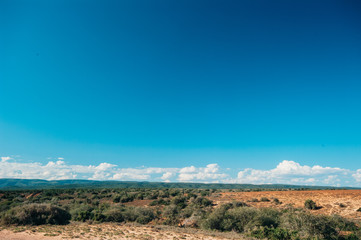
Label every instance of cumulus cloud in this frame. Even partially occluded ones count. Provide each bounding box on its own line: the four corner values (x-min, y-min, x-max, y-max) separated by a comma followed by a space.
94, 162, 116, 171
179, 166, 197, 173
1, 157, 11, 162
0, 157, 226, 183
0, 159, 77, 180
112, 172, 150, 180
177, 164, 228, 182
0, 156, 360, 187
161, 172, 175, 181
352, 170, 361, 182
236, 160, 352, 186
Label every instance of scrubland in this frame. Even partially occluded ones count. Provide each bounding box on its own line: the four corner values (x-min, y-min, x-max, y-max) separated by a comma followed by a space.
1, 188, 361, 239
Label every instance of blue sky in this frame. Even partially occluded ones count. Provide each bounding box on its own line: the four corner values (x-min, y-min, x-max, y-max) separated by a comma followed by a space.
1, 0, 361, 186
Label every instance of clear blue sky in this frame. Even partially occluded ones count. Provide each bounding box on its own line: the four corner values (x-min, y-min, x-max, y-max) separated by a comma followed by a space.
1, 0, 361, 184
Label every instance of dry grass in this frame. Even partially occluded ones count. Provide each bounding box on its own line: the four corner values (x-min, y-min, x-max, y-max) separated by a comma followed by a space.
0, 222, 248, 240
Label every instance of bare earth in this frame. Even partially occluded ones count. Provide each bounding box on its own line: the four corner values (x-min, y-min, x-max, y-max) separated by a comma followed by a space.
0, 223, 244, 240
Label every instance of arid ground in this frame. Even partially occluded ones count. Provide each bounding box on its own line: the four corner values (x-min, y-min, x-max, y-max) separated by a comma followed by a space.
0, 223, 244, 240
210, 190, 361, 220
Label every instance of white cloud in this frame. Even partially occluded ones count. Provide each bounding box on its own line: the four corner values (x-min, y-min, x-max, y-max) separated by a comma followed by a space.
95, 162, 116, 171
1, 157, 11, 162
0, 156, 360, 187
112, 173, 150, 180
178, 164, 228, 182
161, 172, 175, 181
236, 160, 351, 186
204, 163, 219, 173
179, 166, 197, 173
352, 170, 361, 182
0, 159, 76, 180
0, 157, 226, 182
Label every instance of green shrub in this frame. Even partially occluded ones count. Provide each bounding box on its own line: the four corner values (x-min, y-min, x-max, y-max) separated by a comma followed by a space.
149, 199, 169, 206
280, 209, 338, 239
162, 204, 180, 225
0, 200, 13, 212
201, 206, 228, 231
103, 206, 156, 224
260, 197, 270, 202
1, 204, 70, 225
330, 214, 358, 232
120, 207, 155, 224
134, 208, 155, 224
92, 211, 106, 222
171, 196, 187, 209
231, 201, 248, 208
248, 208, 280, 229
273, 198, 281, 205
113, 195, 121, 203
103, 207, 124, 222
113, 194, 135, 203
186, 192, 198, 199
202, 205, 258, 233
180, 205, 196, 219
304, 199, 317, 210
134, 193, 144, 200
251, 227, 299, 240
222, 207, 258, 232
169, 189, 180, 197
200, 190, 210, 197
193, 197, 212, 207
70, 205, 94, 222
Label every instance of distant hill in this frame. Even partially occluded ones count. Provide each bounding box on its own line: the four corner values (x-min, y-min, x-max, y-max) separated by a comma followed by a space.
0, 178, 358, 190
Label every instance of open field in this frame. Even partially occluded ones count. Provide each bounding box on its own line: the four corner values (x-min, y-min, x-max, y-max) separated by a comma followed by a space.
211, 190, 361, 220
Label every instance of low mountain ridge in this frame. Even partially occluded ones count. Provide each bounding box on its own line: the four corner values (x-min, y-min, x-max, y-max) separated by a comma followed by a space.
0, 178, 357, 190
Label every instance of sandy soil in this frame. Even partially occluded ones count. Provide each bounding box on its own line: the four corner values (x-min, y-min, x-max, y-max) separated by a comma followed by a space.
211, 190, 361, 219
0, 223, 245, 240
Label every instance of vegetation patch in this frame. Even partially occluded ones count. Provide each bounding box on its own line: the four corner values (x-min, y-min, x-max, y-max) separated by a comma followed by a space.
0, 188, 360, 239
304, 199, 318, 210
1, 203, 70, 225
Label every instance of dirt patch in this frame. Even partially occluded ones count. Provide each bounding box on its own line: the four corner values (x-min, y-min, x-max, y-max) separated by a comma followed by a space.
123, 199, 153, 207
0, 229, 63, 240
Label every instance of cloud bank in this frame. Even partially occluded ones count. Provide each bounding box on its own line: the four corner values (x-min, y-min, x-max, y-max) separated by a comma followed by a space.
0, 157, 360, 187
235, 160, 350, 186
